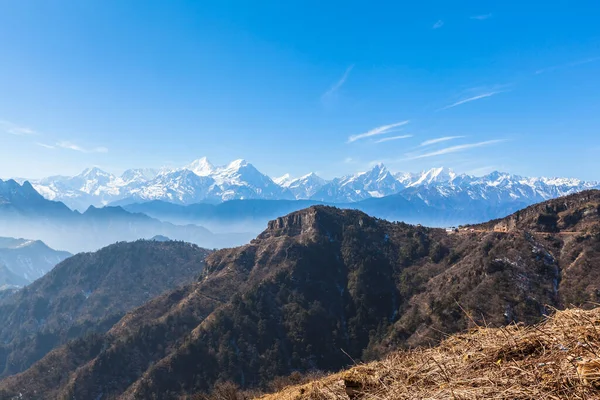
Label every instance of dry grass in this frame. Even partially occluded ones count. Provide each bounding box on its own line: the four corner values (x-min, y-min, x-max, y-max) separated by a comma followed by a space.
258, 308, 600, 399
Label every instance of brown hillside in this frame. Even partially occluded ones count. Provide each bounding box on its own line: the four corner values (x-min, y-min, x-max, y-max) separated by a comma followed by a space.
0, 240, 211, 378
258, 307, 600, 400
2, 192, 600, 399
473, 189, 600, 233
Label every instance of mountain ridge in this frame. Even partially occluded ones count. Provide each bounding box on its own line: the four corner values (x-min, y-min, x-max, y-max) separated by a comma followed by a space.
17, 159, 599, 211
0, 180, 250, 253
2, 191, 600, 398
0, 240, 212, 378
0, 237, 72, 288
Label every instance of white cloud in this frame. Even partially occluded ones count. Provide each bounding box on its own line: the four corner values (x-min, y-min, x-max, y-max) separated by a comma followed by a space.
0, 120, 37, 135
470, 13, 492, 20
322, 65, 354, 99
407, 139, 506, 159
35, 142, 56, 149
55, 141, 108, 153
420, 136, 464, 146
375, 134, 413, 143
348, 120, 410, 143
432, 20, 444, 29
440, 92, 503, 110
535, 57, 600, 75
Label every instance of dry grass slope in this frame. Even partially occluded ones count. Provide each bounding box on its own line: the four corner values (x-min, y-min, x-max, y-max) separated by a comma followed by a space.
259, 308, 600, 400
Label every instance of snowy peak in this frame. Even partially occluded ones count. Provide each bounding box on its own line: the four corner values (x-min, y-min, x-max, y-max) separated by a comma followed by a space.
78, 167, 114, 181
311, 163, 404, 202
185, 157, 215, 177
273, 174, 293, 187
410, 167, 457, 187
226, 158, 249, 170
18, 160, 600, 209
213, 159, 258, 185
395, 171, 419, 186
297, 172, 325, 184
283, 172, 327, 199
121, 168, 158, 183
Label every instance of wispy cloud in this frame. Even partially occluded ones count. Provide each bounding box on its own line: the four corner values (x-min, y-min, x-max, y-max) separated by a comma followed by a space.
440, 91, 504, 110
535, 57, 600, 75
347, 120, 410, 143
322, 65, 354, 99
420, 136, 464, 146
0, 120, 38, 135
432, 20, 444, 29
375, 134, 413, 143
57, 141, 108, 153
407, 139, 506, 159
470, 13, 492, 20
38, 140, 108, 153
35, 142, 56, 149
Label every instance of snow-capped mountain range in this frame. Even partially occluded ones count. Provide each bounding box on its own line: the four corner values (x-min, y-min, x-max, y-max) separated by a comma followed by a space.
17, 158, 600, 211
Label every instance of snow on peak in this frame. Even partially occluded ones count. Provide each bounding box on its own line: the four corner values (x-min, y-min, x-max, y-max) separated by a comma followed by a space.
19, 158, 600, 209
79, 167, 113, 179
371, 162, 386, 171
282, 172, 327, 199
273, 174, 293, 187
410, 167, 456, 186
226, 159, 249, 170
121, 168, 158, 183
185, 157, 215, 176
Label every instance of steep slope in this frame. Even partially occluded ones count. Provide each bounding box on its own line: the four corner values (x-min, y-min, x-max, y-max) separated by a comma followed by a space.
4, 192, 600, 398
0, 237, 71, 285
259, 308, 600, 400
0, 240, 211, 377
118, 207, 564, 399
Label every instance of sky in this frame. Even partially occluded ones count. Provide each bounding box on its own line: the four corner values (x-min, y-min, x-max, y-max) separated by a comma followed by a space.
0, 0, 599, 180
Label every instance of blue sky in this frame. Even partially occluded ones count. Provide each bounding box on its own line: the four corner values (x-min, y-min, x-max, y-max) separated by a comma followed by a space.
1, 0, 599, 180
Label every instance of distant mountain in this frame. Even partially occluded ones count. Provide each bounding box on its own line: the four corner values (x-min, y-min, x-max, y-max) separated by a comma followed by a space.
275, 172, 327, 199
0, 240, 211, 377
150, 235, 171, 242
0, 179, 74, 218
0, 264, 28, 289
20, 159, 599, 213
26, 158, 295, 210
0, 180, 248, 253
0, 237, 71, 287
3, 191, 600, 398
122, 199, 324, 232
312, 163, 404, 202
